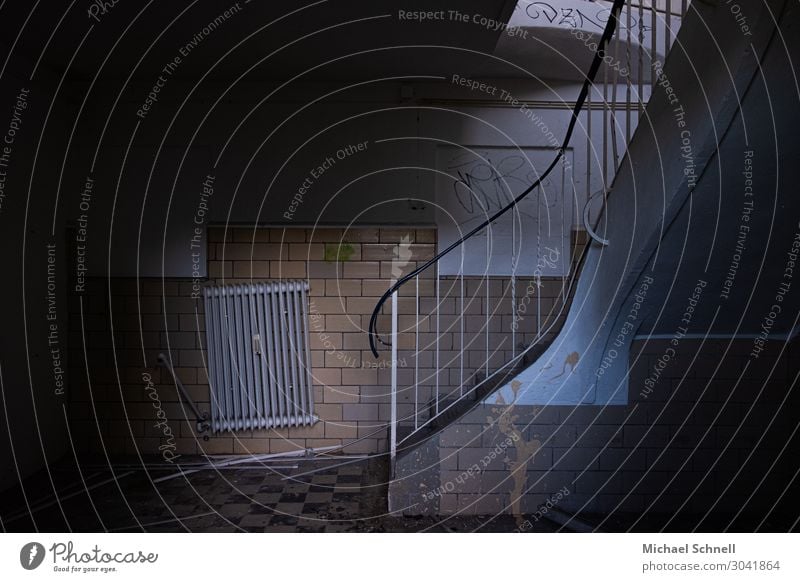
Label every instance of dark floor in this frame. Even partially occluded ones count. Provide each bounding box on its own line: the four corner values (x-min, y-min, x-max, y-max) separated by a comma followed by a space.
0, 455, 558, 533
2, 455, 794, 532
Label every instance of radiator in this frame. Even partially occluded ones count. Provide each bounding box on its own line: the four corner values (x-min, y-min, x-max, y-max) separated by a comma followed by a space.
203, 281, 316, 433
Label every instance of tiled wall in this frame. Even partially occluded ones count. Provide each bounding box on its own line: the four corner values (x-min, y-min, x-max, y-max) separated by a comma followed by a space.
391, 338, 800, 522
68, 227, 584, 458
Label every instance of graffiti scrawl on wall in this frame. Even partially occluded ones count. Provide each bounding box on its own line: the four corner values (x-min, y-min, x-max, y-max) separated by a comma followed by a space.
435, 146, 573, 276
517, 0, 652, 33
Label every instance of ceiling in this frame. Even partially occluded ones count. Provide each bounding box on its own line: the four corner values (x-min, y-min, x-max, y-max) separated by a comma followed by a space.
4, 0, 526, 83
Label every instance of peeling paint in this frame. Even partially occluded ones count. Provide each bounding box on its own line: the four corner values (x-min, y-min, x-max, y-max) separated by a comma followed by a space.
488, 379, 543, 521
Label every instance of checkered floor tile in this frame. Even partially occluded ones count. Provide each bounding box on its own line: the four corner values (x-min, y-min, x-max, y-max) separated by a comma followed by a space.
0, 456, 557, 532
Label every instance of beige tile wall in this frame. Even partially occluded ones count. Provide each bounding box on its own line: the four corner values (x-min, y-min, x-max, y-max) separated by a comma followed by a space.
68, 227, 586, 458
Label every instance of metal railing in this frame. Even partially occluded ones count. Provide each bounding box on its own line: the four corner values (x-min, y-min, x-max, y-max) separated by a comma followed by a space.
368, 0, 691, 466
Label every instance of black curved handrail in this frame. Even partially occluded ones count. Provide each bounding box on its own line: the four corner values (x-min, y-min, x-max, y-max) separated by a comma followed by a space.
369, 0, 628, 357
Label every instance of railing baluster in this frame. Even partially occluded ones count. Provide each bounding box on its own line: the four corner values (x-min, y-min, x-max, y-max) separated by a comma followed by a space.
586, 89, 592, 223
511, 225, 517, 361
652, 0, 658, 89
603, 58, 609, 194
626, 2, 632, 146
537, 185, 542, 339
611, 25, 620, 171
485, 234, 489, 378
390, 290, 398, 469
560, 160, 567, 315
666, 0, 672, 57
414, 276, 419, 431
435, 266, 440, 416
638, 0, 644, 116
460, 273, 464, 397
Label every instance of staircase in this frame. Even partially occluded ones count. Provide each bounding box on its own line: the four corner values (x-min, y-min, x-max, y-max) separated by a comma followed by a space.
364, 0, 714, 513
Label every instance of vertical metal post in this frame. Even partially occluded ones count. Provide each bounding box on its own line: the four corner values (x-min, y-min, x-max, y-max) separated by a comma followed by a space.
414, 277, 419, 431
652, 0, 658, 90
611, 27, 620, 171
666, 0, 672, 57
435, 270, 440, 415
560, 160, 567, 314
390, 290, 398, 467
626, 2, 632, 146
511, 211, 517, 360
485, 236, 490, 377
603, 37, 609, 192
460, 274, 464, 396
638, 0, 645, 116
537, 185, 542, 338
586, 90, 592, 223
